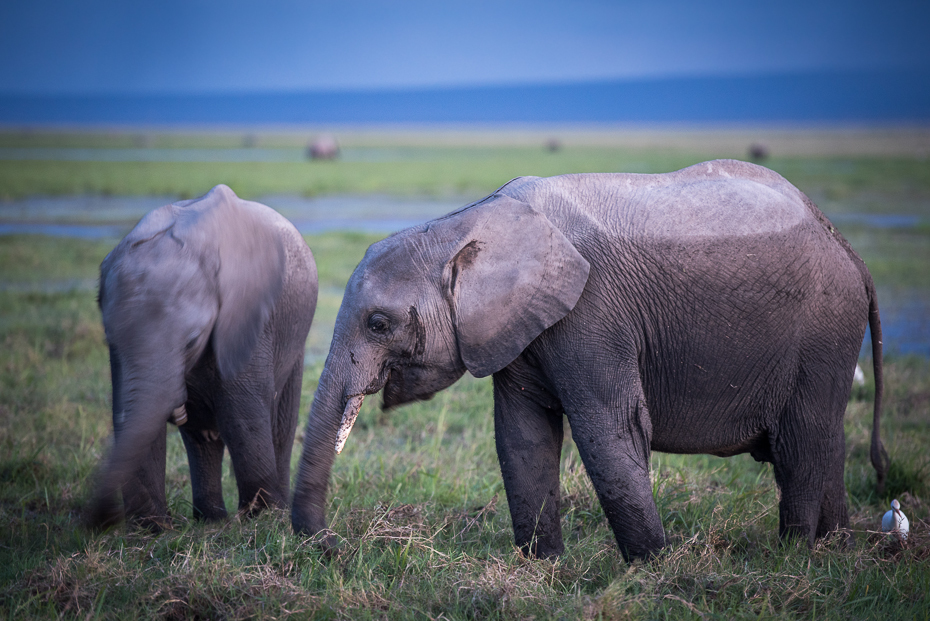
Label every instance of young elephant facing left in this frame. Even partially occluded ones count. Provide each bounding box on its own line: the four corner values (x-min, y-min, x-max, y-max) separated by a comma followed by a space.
88, 185, 318, 529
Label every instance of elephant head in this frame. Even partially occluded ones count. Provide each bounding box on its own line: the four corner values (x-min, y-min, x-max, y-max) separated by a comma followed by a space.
89, 185, 285, 528
291, 193, 590, 542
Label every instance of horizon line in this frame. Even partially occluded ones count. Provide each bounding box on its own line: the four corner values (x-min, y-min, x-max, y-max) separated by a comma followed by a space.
2, 66, 927, 99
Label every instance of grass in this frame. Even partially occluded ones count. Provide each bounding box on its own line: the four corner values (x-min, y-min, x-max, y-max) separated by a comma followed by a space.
0, 149, 697, 201
2, 128, 929, 212
1, 128, 929, 619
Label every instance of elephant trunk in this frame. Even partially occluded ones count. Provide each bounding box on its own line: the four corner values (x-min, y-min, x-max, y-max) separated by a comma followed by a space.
291, 355, 353, 542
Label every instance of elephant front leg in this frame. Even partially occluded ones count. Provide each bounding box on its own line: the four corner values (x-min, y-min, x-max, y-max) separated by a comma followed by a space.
493, 368, 565, 559
567, 394, 666, 562
271, 361, 304, 498
180, 426, 227, 521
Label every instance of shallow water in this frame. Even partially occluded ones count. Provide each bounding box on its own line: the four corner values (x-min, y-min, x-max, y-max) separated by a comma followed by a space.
2, 193, 924, 237
829, 213, 923, 229
0, 222, 128, 238
0, 146, 463, 164
0, 147, 306, 163
0, 194, 468, 237
865, 294, 930, 358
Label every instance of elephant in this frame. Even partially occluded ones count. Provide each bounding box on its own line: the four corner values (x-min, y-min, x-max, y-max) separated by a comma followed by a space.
290, 160, 887, 561
307, 135, 340, 160
88, 184, 318, 529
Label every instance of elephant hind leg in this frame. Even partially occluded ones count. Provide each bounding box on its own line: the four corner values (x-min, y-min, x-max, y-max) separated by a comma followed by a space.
219, 381, 286, 514
772, 377, 849, 545
816, 429, 850, 540
180, 426, 228, 521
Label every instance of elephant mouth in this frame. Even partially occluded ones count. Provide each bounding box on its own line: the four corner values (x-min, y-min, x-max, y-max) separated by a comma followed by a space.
335, 367, 441, 454
382, 369, 436, 411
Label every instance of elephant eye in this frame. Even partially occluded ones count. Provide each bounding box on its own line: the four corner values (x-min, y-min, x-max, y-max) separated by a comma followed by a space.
367, 313, 391, 334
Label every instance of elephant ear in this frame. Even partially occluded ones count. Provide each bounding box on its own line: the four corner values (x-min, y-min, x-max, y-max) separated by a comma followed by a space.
176, 185, 285, 380
442, 194, 590, 378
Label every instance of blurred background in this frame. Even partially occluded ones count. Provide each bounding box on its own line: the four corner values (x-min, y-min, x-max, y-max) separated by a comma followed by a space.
1, 0, 929, 124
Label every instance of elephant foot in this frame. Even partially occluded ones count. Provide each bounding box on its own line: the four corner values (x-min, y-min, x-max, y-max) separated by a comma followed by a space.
85, 494, 123, 531
192, 505, 228, 522
622, 541, 666, 563
517, 537, 564, 560
239, 487, 285, 518
127, 512, 173, 533
817, 527, 855, 550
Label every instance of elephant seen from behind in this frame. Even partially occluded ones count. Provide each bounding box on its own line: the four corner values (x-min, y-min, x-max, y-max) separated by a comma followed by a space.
88, 185, 318, 529
291, 160, 887, 561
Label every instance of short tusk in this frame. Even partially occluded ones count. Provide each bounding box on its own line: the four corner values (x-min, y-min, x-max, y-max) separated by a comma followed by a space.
335, 395, 365, 454
170, 404, 188, 426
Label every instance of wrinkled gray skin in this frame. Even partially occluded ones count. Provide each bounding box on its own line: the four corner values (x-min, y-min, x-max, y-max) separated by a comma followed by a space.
292, 160, 887, 561
88, 185, 318, 529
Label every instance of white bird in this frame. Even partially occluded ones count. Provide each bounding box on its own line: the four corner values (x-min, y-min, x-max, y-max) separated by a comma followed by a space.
881, 499, 909, 541
853, 364, 866, 386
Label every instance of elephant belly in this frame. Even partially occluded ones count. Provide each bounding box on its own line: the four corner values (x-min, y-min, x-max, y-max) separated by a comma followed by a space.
182, 365, 221, 433
640, 321, 797, 457
647, 391, 776, 457
180, 395, 219, 434
650, 421, 770, 458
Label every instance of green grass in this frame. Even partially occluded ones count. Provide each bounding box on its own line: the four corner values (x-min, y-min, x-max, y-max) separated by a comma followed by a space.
1, 129, 929, 619
842, 226, 930, 291
0, 149, 699, 201
3, 129, 929, 214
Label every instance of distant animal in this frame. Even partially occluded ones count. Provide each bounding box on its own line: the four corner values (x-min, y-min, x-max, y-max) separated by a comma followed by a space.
307, 135, 340, 160
291, 160, 888, 561
748, 143, 770, 161
882, 499, 909, 541
88, 185, 318, 529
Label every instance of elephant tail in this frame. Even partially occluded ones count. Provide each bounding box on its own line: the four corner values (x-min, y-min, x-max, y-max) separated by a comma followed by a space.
867, 284, 889, 495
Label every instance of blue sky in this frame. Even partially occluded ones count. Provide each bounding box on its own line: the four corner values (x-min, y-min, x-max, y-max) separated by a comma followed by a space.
1, 0, 928, 95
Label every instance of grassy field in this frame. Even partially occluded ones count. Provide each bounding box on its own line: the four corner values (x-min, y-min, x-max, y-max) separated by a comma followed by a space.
1, 128, 929, 619
2, 127, 929, 210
